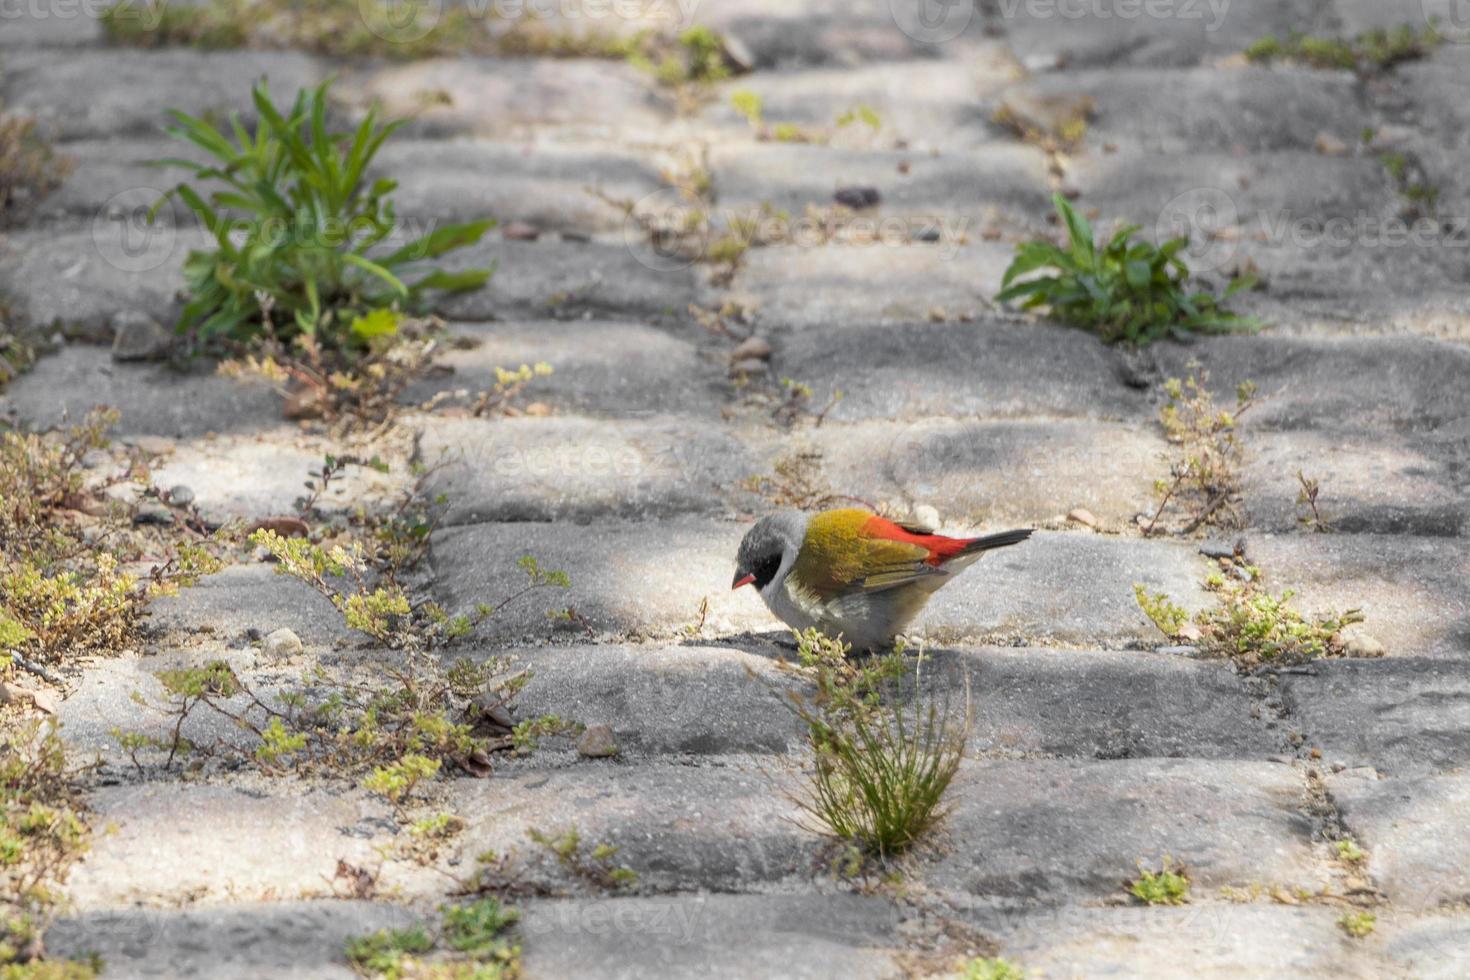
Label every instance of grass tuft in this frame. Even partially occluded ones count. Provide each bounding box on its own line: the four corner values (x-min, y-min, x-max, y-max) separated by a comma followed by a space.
997, 194, 1258, 345
777, 630, 969, 859
1245, 25, 1440, 71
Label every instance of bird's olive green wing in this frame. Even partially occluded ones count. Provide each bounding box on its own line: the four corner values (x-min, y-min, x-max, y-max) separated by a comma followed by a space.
790, 509, 941, 599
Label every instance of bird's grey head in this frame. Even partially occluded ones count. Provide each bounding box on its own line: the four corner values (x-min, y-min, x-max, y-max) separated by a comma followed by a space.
732, 511, 808, 592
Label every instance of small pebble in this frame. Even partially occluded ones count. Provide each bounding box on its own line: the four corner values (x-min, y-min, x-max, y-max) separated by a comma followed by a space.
1340, 628, 1386, 658
730, 336, 772, 361
576, 724, 619, 758
263, 627, 303, 658
133, 502, 174, 526
502, 221, 541, 241
910, 504, 940, 531
168, 484, 195, 507
834, 186, 880, 209
729, 358, 768, 377
1066, 508, 1098, 529
1198, 540, 1236, 559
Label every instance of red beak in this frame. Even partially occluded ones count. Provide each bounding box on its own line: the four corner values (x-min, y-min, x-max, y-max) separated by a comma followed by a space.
732, 572, 756, 590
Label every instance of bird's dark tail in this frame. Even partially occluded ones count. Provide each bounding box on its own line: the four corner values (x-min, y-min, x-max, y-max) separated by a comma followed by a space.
959, 528, 1033, 555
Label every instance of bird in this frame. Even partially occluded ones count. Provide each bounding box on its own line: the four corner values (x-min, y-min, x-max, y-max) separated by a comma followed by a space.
732, 507, 1032, 651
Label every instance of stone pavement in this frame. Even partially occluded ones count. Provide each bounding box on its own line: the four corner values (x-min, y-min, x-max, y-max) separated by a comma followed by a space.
3, 0, 1469, 976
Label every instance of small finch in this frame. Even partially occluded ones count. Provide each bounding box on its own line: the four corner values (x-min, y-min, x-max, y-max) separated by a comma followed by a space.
733, 508, 1032, 651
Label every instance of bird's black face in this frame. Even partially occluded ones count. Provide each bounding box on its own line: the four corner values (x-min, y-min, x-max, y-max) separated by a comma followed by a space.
733, 520, 789, 591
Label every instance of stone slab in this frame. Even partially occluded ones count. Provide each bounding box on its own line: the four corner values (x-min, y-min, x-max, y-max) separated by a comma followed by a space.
708, 142, 1051, 225
426, 238, 698, 322
341, 58, 666, 140
48, 901, 419, 980
146, 562, 352, 647
448, 762, 811, 893
0, 227, 194, 336
404, 319, 725, 419
994, 0, 1317, 69
375, 138, 663, 234
1280, 659, 1470, 775
791, 417, 1165, 528
65, 779, 399, 908
938, 645, 1278, 760
1151, 334, 1470, 436
0, 49, 325, 140
988, 904, 1395, 979
1331, 770, 1470, 910
504, 643, 803, 757
1250, 534, 1470, 660
772, 315, 1154, 422
521, 894, 903, 980
1243, 429, 1467, 537
1003, 67, 1364, 154
934, 758, 1327, 899
419, 415, 750, 523
0, 344, 284, 438
720, 243, 1017, 330
702, 56, 1022, 148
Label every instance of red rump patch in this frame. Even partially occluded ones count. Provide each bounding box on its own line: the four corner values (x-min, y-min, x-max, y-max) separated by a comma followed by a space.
860, 515, 974, 566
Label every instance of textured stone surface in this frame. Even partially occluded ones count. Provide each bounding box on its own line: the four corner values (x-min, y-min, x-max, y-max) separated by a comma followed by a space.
796, 417, 1166, 527
722, 244, 1017, 330
146, 563, 352, 647
432, 522, 1211, 646
0, 228, 192, 335
1280, 659, 1470, 775
341, 58, 666, 139
709, 142, 1051, 223
66, 780, 399, 908
405, 319, 724, 419
449, 763, 811, 892
701, 56, 1021, 146
935, 758, 1326, 899
48, 901, 419, 979
1250, 534, 1470, 660
774, 316, 1154, 422
521, 894, 904, 980
988, 904, 1397, 978
1242, 429, 1467, 536
0, 49, 325, 139
993, 0, 1314, 69
376, 139, 663, 233
0, 345, 284, 438
420, 416, 749, 523
427, 238, 698, 321
1008, 67, 1365, 153
493, 643, 802, 757
940, 646, 1279, 760
1331, 770, 1470, 911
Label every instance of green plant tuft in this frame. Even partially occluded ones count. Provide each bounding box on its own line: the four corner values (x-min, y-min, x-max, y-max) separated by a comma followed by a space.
778, 630, 969, 858
153, 80, 493, 347
997, 194, 1258, 345
1338, 910, 1376, 938
961, 957, 1026, 980
1128, 858, 1190, 905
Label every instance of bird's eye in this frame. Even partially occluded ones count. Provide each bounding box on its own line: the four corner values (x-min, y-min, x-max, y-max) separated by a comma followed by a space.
750, 553, 783, 590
